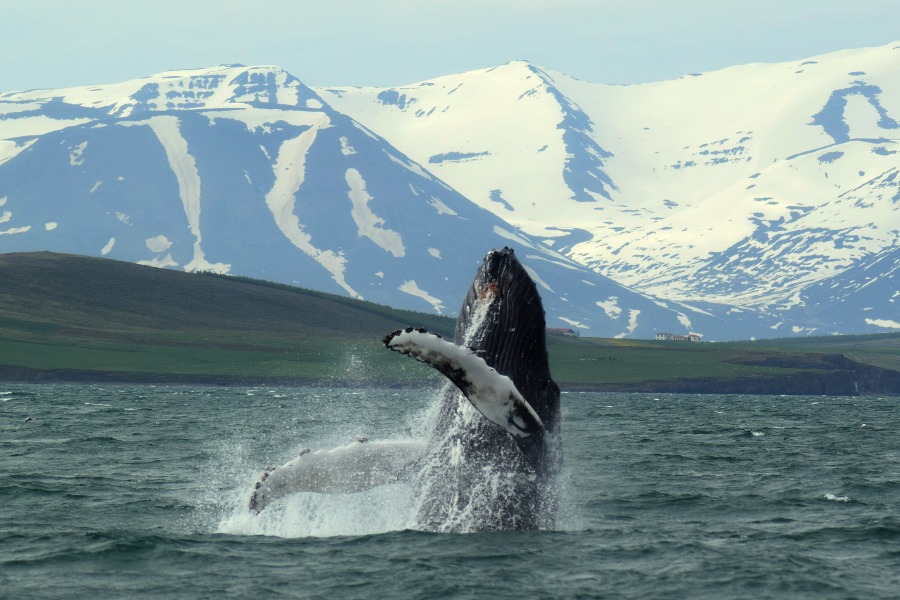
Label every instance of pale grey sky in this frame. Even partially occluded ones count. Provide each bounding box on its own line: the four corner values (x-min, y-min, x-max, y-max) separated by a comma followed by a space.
1, 0, 899, 92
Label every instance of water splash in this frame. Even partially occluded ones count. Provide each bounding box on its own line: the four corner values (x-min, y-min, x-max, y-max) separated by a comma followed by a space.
212, 289, 562, 536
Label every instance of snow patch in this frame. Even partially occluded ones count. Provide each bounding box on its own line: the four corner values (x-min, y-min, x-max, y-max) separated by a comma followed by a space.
138, 254, 178, 268
526, 254, 582, 271
384, 150, 433, 180
676, 312, 693, 330
339, 136, 356, 155
143, 116, 230, 274
0, 211, 9, 224
399, 280, 444, 313
677, 303, 715, 317
493, 225, 534, 248
264, 114, 359, 298
0, 226, 30, 236
352, 121, 379, 140
69, 141, 87, 166
428, 196, 457, 216
523, 265, 553, 292
558, 317, 589, 330
0, 139, 36, 167
90, 180, 102, 193
44, 222, 57, 231
865, 318, 900, 329
146, 234, 173, 253
596, 296, 622, 319
345, 168, 405, 257
101, 238, 115, 255
428, 247, 442, 259
615, 309, 641, 339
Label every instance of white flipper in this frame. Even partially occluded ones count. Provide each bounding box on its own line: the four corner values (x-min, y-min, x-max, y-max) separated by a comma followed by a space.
384, 328, 544, 438
250, 439, 425, 512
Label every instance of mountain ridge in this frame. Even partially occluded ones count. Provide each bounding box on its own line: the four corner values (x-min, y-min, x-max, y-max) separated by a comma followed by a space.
321, 42, 900, 336
3, 45, 899, 339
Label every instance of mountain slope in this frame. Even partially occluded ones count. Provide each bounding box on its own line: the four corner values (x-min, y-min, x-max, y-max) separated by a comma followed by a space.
321, 43, 900, 336
3, 46, 899, 340
0, 65, 725, 339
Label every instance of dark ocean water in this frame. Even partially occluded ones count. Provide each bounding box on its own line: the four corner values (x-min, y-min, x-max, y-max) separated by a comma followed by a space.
1, 384, 898, 599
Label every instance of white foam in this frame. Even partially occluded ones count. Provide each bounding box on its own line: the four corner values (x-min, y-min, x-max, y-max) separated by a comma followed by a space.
218, 483, 416, 538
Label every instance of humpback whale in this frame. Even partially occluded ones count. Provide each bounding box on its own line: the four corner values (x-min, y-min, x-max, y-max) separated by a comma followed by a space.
249, 248, 561, 531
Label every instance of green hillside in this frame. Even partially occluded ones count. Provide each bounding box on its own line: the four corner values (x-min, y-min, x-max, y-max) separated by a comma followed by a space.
1, 252, 898, 395
0, 252, 454, 385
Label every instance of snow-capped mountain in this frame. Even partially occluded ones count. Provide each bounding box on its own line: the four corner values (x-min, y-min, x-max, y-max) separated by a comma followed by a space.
321, 42, 900, 336
0, 64, 732, 339
2, 41, 898, 340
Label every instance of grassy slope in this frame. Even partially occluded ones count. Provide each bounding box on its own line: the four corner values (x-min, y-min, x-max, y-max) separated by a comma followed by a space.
0, 252, 454, 384
546, 336, 900, 394
2, 252, 899, 393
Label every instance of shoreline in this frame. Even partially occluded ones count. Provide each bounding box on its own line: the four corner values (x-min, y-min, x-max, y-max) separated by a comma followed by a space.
3, 365, 897, 397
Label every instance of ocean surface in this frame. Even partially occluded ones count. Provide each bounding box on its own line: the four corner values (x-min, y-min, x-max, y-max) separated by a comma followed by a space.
1, 384, 898, 599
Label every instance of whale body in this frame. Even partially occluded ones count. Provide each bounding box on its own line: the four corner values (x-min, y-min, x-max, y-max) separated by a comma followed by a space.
249, 247, 561, 531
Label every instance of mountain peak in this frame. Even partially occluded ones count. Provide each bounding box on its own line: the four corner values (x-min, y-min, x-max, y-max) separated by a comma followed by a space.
3, 64, 324, 117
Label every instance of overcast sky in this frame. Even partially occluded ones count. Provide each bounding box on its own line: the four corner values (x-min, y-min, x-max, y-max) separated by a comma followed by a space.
2, 0, 899, 92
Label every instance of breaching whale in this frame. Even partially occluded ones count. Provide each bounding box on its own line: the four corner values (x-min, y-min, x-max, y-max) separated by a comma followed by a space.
249, 247, 561, 531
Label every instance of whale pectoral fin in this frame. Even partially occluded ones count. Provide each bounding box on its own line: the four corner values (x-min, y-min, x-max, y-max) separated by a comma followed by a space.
249, 438, 425, 512
384, 328, 544, 439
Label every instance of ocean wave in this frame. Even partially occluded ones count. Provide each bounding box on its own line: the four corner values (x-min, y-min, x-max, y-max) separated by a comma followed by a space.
824, 493, 851, 503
